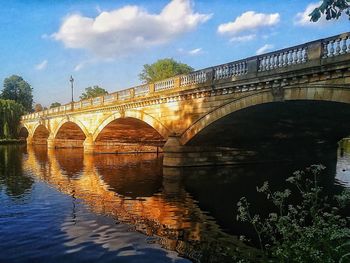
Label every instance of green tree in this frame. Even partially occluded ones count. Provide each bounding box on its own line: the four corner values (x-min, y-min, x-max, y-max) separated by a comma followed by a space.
138, 58, 193, 83
1, 75, 33, 112
310, 0, 350, 21
0, 99, 24, 139
79, 85, 108, 100
50, 102, 61, 108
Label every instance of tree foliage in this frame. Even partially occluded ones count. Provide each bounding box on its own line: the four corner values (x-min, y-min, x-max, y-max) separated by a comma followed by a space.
50, 102, 61, 108
237, 165, 350, 262
79, 85, 108, 100
0, 99, 24, 139
138, 58, 193, 83
34, 104, 43, 112
1, 75, 33, 112
310, 0, 350, 21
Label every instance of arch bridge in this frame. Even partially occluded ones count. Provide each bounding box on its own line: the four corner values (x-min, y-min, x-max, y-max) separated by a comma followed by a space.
21, 32, 350, 166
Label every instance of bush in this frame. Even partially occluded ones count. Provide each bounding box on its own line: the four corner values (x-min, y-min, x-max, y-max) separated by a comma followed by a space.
237, 164, 350, 262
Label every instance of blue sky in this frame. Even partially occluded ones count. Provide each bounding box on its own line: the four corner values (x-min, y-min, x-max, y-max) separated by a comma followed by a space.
1, 0, 349, 106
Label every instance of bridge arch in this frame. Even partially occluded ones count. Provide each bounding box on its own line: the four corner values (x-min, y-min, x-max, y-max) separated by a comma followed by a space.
53, 117, 89, 139
32, 123, 50, 145
18, 126, 29, 140
53, 118, 88, 148
92, 110, 170, 141
92, 110, 169, 153
180, 86, 350, 145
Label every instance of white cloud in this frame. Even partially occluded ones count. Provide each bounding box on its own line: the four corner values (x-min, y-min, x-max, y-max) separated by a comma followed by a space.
35, 60, 48, 70
294, 2, 326, 26
74, 62, 85, 72
178, 47, 203, 56
218, 11, 280, 36
256, 44, 274, 55
53, 0, 211, 58
188, 48, 202, 55
229, 34, 256, 43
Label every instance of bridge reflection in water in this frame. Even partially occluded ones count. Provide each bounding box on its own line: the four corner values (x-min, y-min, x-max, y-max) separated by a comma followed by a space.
21, 145, 350, 261
24, 146, 254, 261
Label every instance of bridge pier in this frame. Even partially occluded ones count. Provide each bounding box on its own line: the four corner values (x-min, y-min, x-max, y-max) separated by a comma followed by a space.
26, 136, 33, 145
163, 135, 257, 167
83, 134, 95, 154
47, 135, 55, 149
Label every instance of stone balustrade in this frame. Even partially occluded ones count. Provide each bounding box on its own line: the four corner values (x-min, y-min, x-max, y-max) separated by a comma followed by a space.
21, 31, 350, 121
322, 33, 350, 58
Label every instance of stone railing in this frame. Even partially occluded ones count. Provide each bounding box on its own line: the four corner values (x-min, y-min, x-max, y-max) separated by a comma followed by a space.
258, 45, 308, 72
21, 31, 350, 121
322, 33, 350, 58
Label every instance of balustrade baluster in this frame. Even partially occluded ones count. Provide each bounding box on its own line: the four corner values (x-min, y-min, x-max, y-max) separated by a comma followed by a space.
335, 38, 341, 55
272, 55, 277, 68
341, 37, 347, 54
264, 57, 268, 70
297, 48, 301, 63
258, 58, 264, 71
271, 56, 276, 69
277, 53, 282, 67
228, 64, 233, 76
265, 56, 270, 71
281, 52, 286, 67
292, 49, 297, 64
288, 50, 293, 65
238, 63, 242, 74
235, 64, 239, 73
329, 40, 335, 57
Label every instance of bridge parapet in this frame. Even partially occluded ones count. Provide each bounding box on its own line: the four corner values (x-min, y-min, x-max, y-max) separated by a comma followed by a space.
21, 31, 350, 121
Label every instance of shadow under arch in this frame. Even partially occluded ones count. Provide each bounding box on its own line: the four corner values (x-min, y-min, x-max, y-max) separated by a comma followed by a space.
18, 126, 29, 140
53, 117, 89, 139
54, 120, 87, 148
180, 86, 350, 145
92, 110, 169, 153
181, 89, 350, 164
32, 124, 50, 145
92, 110, 170, 141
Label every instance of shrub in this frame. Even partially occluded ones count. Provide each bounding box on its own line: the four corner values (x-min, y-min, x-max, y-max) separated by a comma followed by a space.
237, 164, 350, 263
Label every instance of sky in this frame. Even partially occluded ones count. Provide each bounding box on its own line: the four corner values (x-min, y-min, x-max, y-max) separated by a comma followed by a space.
1, 0, 349, 106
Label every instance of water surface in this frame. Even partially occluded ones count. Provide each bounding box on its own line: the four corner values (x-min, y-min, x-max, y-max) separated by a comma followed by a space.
0, 144, 349, 262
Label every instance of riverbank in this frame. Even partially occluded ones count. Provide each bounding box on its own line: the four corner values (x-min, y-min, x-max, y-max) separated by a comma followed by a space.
0, 139, 26, 144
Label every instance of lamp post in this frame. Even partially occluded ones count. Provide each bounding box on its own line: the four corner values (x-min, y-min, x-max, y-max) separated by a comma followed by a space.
70, 75, 74, 103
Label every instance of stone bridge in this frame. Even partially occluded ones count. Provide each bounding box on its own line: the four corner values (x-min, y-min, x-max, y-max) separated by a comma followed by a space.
21, 32, 350, 166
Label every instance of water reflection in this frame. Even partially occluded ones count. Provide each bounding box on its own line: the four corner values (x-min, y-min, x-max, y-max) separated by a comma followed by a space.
0, 145, 33, 199
11, 144, 350, 262
336, 139, 350, 186
24, 146, 249, 262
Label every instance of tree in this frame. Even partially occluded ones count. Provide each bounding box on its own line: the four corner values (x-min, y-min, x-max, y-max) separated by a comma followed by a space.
138, 58, 193, 83
50, 102, 61, 108
310, 0, 350, 21
0, 99, 24, 139
79, 85, 108, 100
1, 75, 33, 112
34, 104, 43, 112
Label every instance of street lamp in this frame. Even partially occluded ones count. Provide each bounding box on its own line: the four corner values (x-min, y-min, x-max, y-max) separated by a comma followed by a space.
70, 75, 74, 103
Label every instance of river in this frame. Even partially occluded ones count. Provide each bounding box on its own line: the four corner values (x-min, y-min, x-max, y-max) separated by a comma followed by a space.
0, 143, 349, 262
